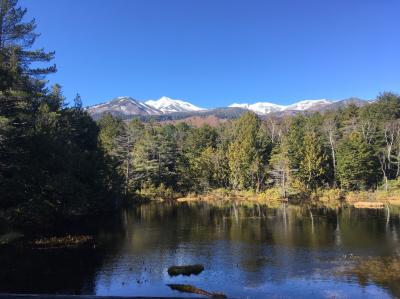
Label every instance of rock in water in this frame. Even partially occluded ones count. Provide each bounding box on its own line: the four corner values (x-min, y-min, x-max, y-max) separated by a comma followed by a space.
167, 264, 204, 276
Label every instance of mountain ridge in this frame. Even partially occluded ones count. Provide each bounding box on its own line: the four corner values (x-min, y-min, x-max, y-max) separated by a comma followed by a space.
87, 96, 369, 120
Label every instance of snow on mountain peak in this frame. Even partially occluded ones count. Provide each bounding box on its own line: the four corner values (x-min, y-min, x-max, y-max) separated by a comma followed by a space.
87, 96, 161, 117
88, 95, 351, 119
146, 96, 204, 113
229, 99, 334, 114
229, 102, 285, 114
283, 99, 332, 111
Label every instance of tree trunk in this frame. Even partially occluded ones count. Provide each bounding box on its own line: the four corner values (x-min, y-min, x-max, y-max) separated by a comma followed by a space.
396, 150, 400, 178
329, 131, 337, 187
282, 170, 286, 198
379, 152, 389, 192
384, 175, 388, 192
125, 136, 130, 195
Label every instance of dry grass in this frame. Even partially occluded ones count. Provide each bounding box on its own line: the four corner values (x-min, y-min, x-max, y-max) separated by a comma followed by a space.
353, 201, 385, 209
312, 189, 344, 208
176, 188, 284, 208
176, 197, 198, 202
176, 185, 400, 210
317, 188, 344, 202
388, 198, 400, 206
345, 191, 376, 203
344, 188, 400, 208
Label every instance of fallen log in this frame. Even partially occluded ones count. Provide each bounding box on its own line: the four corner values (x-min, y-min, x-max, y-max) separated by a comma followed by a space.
167, 284, 227, 298
31, 235, 94, 249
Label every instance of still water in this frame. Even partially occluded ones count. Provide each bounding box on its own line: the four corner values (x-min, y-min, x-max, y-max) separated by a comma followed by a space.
1, 202, 400, 298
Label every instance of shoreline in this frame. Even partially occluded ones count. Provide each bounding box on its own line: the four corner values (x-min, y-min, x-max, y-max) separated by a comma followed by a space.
160, 188, 400, 209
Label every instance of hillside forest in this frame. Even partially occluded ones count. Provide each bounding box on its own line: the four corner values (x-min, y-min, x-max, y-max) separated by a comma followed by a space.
98, 92, 400, 201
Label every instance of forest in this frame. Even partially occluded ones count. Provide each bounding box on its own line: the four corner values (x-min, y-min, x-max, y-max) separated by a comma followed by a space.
0, 0, 121, 229
98, 92, 400, 203
1, 0, 400, 231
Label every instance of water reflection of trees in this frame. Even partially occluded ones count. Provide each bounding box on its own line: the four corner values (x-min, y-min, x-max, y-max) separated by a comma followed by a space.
122, 202, 400, 253
342, 256, 400, 298
99, 202, 400, 288
4, 202, 398, 295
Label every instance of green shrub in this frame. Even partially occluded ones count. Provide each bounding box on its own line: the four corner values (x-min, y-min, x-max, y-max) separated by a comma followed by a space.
139, 183, 178, 201
258, 188, 282, 202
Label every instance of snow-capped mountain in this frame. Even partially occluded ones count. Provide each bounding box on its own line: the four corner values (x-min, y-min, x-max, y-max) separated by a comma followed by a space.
87, 95, 368, 120
229, 99, 334, 114
229, 102, 285, 114
284, 99, 331, 111
87, 96, 161, 119
146, 96, 204, 113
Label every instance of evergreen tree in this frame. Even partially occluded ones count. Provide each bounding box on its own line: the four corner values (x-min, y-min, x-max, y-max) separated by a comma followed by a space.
154, 124, 179, 187
299, 130, 328, 190
270, 138, 291, 197
337, 132, 379, 190
227, 112, 268, 190
130, 124, 159, 190
0, 1, 122, 229
0, 0, 55, 76
98, 113, 125, 155
287, 115, 307, 174
73, 93, 82, 110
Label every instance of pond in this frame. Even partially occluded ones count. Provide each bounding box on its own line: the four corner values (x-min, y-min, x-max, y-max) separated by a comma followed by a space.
1, 202, 400, 298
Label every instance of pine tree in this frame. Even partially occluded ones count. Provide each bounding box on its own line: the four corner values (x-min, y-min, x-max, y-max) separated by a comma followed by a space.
269, 138, 292, 198
0, 0, 55, 77
73, 93, 82, 110
98, 113, 126, 155
337, 132, 379, 190
227, 112, 267, 190
0, 1, 123, 228
299, 130, 328, 190
131, 124, 159, 190
287, 115, 307, 175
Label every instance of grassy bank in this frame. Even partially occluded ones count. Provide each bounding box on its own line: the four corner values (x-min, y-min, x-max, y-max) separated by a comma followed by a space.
139, 185, 400, 210
175, 188, 284, 208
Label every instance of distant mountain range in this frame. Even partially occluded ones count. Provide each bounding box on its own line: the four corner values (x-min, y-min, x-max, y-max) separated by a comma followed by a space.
229, 99, 334, 114
87, 96, 204, 119
87, 96, 368, 121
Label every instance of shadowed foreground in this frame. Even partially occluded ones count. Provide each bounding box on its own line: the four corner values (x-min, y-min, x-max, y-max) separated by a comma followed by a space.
0, 295, 221, 299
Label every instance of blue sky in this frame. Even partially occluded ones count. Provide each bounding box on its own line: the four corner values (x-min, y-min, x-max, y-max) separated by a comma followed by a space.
21, 0, 400, 108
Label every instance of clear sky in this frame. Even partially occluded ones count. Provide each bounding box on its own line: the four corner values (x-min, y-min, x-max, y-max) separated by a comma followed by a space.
20, 0, 400, 108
